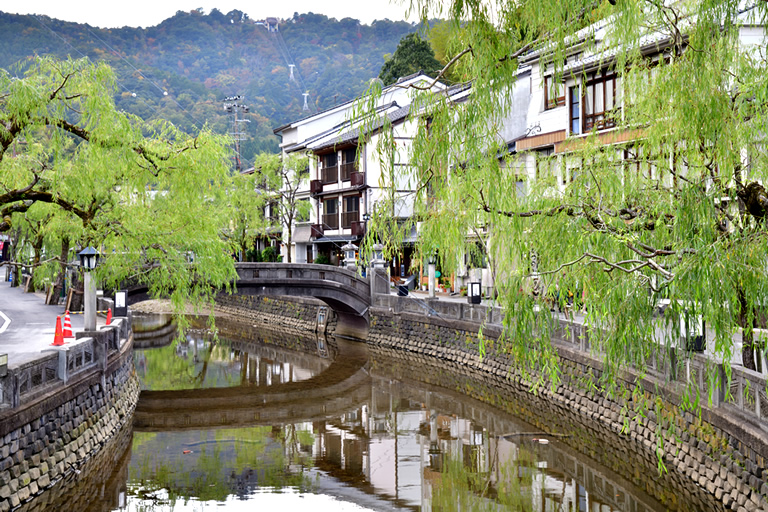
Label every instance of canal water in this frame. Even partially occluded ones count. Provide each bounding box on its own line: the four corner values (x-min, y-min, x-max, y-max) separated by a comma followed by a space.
32, 313, 723, 512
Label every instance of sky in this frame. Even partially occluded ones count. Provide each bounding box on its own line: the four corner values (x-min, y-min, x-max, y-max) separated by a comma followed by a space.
4, 0, 418, 28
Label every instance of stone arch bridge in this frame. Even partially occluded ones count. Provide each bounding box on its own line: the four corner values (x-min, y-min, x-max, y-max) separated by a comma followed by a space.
127, 263, 386, 339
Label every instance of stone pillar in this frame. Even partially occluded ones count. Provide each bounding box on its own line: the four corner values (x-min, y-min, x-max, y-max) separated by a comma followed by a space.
84, 271, 97, 331
370, 268, 390, 300
428, 261, 436, 298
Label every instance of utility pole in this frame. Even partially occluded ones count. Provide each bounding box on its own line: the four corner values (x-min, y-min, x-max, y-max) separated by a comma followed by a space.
224, 95, 250, 172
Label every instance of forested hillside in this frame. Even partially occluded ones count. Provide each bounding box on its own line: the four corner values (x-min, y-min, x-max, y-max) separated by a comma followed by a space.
0, 9, 418, 165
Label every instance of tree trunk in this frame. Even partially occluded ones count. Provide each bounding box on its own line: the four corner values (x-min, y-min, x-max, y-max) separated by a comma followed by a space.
69, 271, 84, 312
742, 329, 757, 371
47, 237, 70, 305
738, 288, 757, 371
9, 228, 20, 288
26, 238, 42, 293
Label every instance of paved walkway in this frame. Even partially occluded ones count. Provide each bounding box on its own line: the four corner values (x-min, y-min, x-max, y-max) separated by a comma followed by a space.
0, 281, 104, 368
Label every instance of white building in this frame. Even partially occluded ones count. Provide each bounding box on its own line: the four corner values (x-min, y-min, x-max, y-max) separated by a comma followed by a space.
273, 72, 447, 273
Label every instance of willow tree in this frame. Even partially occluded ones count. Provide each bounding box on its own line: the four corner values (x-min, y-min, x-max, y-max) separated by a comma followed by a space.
363, 0, 768, 397
0, 56, 237, 310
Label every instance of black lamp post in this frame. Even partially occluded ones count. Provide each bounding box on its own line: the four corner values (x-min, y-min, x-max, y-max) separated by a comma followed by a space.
78, 247, 100, 271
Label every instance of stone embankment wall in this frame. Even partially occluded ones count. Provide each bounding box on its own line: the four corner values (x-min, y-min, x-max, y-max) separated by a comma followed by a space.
0, 315, 138, 512
215, 294, 336, 336
216, 290, 768, 511
368, 297, 768, 512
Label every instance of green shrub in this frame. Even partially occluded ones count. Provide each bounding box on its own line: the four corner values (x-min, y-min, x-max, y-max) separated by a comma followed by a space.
261, 246, 280, 262
314, 253, 331, 265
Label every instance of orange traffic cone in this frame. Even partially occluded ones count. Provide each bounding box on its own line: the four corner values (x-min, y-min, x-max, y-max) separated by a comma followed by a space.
106, 308, 112, 326
51, 316, 66, 346
62, 311, 73, 338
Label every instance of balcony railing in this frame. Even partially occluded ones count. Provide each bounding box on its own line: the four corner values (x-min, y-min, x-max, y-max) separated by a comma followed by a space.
311, 224, 324, 238
323, 213, 339, 230
351, 220, 365, 237
321, 166, 338, 184
351, 171, 365, 187
340, 162, 357, 182
342, 211, 359, 229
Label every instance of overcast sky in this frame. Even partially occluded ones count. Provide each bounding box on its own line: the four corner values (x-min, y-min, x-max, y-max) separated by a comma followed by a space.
5, 1, 418, 28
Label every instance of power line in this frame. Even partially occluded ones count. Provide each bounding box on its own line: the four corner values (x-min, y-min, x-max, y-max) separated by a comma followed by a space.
82, 26, 205, 130
31, 15, 169, 123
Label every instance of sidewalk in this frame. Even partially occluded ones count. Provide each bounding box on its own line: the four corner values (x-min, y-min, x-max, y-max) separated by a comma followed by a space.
0, 281, 104, 368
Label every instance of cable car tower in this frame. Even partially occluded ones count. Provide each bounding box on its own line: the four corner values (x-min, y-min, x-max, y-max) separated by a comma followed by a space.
224, 95, 250, 172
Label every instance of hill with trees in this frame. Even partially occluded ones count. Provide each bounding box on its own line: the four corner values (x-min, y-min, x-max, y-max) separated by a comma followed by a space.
0, 9, 419, 167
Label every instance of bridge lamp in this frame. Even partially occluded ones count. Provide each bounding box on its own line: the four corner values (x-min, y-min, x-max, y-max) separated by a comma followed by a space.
342, 242, 358, 271
371, 243, 386, 269
78, 247, 100, 331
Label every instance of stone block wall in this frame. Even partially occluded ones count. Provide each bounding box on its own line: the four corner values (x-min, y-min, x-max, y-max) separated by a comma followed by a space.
213, 290, 768, 511
0, 336, 138, 511
215, 294, 336, 336
367, 305, 768, 512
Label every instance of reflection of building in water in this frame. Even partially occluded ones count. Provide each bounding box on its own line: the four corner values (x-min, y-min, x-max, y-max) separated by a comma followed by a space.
301, 378, 640, 512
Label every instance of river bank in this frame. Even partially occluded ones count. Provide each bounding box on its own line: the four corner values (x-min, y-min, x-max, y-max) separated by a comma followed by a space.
199, 291, 768, 512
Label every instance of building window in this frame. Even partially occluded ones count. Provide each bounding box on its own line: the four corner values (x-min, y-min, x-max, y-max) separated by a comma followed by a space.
323, 198, 338, 229
544, 75, 565, 110
569, 86, 580, 135
583, 70, 621, 131
321, 152, 338, 184
340, 147, 357, 182
341, 195, 359, 228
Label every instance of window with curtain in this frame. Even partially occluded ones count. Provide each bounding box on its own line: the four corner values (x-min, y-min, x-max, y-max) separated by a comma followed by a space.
583, 70, 621, 131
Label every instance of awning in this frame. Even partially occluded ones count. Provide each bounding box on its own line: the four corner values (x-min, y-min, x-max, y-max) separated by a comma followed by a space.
313, 236, 360, 244
292, 225, 312, 244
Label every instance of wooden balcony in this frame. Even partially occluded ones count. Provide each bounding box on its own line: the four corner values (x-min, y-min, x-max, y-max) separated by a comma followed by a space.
321, 167, 338, 184
350, 171, 365, 187
351, 220, 365, 237
340, 162, 357, 182
310, 179, 323, 195
341, 211, 359, 229
311, 224, 324, 238
323, 213, 339, 230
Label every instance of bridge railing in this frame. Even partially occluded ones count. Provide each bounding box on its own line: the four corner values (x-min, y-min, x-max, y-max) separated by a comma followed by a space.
0, 316, 132, 410
234, 263, 370, 295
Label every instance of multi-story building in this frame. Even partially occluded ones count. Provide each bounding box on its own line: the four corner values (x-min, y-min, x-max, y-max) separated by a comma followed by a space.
274, 72, 447, 271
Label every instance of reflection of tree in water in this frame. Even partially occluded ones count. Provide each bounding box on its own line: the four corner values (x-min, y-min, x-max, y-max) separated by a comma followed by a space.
129, 425, 317, 507
136, 330, 250, 391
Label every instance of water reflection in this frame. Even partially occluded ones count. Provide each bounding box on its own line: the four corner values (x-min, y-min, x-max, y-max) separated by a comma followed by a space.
30, 314, 721, 511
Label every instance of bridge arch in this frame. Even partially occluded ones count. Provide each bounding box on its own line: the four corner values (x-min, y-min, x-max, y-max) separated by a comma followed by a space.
232, 263, 371, 339
125, 263, 375, 340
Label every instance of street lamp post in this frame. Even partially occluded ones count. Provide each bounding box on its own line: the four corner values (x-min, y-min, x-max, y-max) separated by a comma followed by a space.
78, 247, 100, 331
